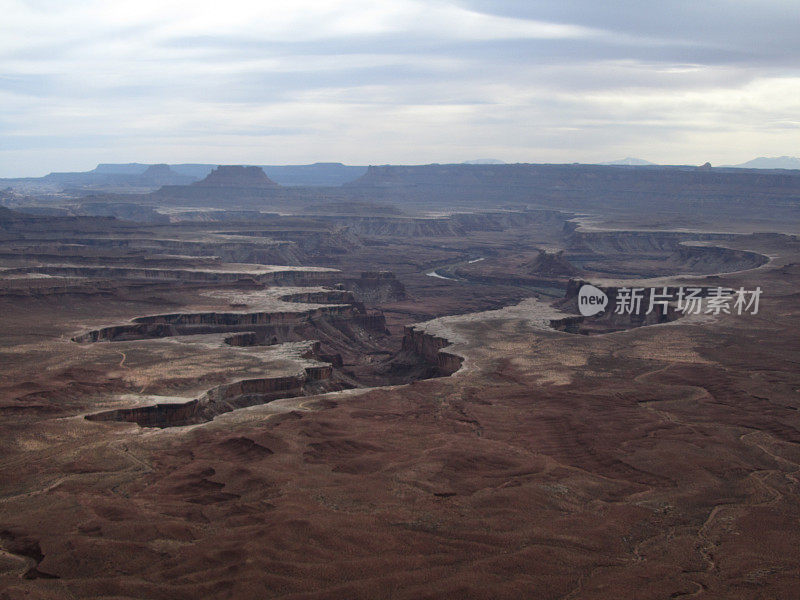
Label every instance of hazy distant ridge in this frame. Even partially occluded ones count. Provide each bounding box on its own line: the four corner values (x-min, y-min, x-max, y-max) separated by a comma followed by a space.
600, 157, 657, 166
92, 162, 368, 186
726, 156, 800, 170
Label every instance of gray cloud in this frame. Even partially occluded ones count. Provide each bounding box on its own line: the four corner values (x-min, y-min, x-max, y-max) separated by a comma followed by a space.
458, 0, 800, 61
1, 0, 798, 176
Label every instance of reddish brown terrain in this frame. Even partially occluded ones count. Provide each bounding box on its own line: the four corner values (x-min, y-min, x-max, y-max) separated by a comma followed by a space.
1, 165, 799, 599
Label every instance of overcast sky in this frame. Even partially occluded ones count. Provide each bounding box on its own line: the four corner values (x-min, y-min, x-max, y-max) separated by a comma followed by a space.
1, 0, 799, 176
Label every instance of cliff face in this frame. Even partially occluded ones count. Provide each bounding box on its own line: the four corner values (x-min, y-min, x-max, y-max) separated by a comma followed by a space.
344, 272, 406, 302
566, 230, 738, 256
344, 164, 800, 224
79, 296, 463, 428
85, 398, 201, 428
193, 166, 278, 188
85, 369, 334, 428
674, 244, 769, 273
349, 163, 800, 193
12, 265, 310, 284
565, 230, 770, 277
401, 326, 463, 376
21, 236, 304, 266
72, 303, 378, 343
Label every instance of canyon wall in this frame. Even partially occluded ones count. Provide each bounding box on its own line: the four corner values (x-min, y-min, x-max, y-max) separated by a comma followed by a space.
72, 304, 386, 343
401, 326, 463, 376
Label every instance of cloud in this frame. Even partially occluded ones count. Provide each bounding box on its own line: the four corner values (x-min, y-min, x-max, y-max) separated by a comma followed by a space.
0, 0, 798, 176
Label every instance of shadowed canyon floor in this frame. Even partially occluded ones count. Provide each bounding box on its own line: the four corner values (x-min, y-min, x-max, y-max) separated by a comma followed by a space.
0, 183, 799, 599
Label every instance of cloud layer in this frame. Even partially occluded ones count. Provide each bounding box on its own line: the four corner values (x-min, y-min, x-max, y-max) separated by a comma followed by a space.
1, 0, 798, 176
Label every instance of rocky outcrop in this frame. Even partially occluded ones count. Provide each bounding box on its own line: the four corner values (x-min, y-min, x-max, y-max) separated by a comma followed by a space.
72, 323, 179, 343
401, 327, 463, 376
193, 166, 278, 188
453, 251, 577, 290
223, 332, 259, 346
304, 365, 334, 381
71, 237, 304, 265
674, 244, 769, 273
343, 272, 406, 302
567, 230, 736, 256
197, 375, 309, 421
278, 290, 356, 305
69, 264, 457, 430
0, 529, 58, 580
85, 370, 333, 428
82, 309, 464, 428
566, 230, 770, 276
548, 315, 587, 334
132, 305, 360, 326
72, 304, 382, 343
85, 398, 201, 428
525, 250, 581, 277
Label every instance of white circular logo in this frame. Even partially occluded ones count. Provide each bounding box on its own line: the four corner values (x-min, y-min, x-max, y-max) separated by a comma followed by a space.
578, 284, 608, 317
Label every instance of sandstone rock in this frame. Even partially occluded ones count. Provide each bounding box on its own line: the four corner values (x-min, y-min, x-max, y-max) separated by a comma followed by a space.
525, 250, 581, 277
193, 165, 278, 188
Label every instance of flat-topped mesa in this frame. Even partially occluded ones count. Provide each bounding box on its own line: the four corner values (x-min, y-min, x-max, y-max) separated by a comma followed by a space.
192, 165, 278, 188
139, 163, 195, 185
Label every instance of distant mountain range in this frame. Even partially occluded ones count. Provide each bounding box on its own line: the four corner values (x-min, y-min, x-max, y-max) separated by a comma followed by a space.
4, 156, 800, 197
598, 156, 800, 170
726, 156, 800, 170
93, 162, 369, 185
600, 157, 657, 166
0, 163, 369, 194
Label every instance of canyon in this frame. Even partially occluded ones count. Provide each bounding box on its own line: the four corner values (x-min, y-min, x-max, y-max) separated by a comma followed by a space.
0, 164, 798, 599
